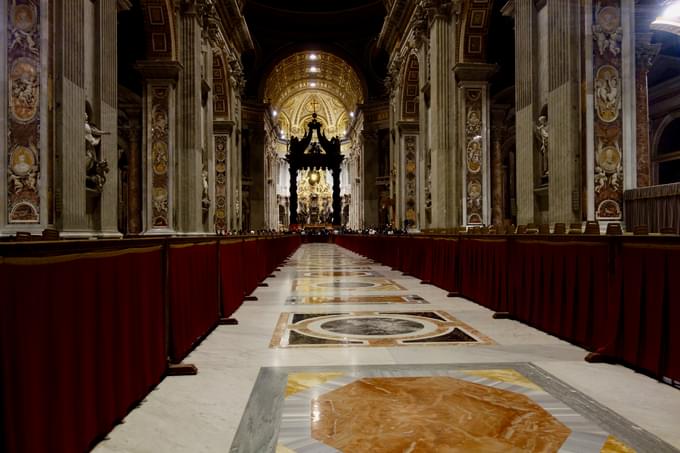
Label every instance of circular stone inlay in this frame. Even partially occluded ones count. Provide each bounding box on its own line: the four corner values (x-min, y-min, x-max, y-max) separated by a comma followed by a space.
316, 281, 375, 288
320, 317, 425, 335
311, 377, 571, 452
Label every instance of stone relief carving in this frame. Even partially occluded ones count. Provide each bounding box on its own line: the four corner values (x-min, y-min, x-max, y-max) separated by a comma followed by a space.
592, 6, 622, 56
464, 89, 484, 225
595, 65, 621, 123
534, 115, 549, 178
150, 87, 170, 227
7, 1, 41, 223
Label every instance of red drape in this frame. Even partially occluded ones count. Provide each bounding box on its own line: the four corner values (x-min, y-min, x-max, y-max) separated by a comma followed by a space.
168, 242, 219, 363
0, 247, 165, 453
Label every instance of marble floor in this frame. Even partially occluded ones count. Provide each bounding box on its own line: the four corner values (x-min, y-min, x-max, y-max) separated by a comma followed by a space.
93, 244, 680, 453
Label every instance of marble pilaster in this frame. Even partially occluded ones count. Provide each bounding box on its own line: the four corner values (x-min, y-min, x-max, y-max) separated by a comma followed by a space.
362, 129, 379, 228
591, 0, 625, 221
213, 120, 234, 232
455, 64, 495, 226
397, 122, 420, 229
491, 122, 506, 226
2, 0, 48, 231
136, 60, 182, 233
177, 2, 203, 234
634, 37, 660, 188
548, 0, 581, 224
96, 0, 120, 236
428, 8, 456, 228
507, 0, 539, 225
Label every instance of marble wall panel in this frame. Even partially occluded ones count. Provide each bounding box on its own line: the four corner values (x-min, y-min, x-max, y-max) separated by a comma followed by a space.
464, 88, 484, 225
6, 0, 41, 223
150, 86, 170, 227
593, 1, 624, 220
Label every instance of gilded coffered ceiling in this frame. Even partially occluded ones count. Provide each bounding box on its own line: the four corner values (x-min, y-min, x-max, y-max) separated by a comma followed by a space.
265, 51, 364, 139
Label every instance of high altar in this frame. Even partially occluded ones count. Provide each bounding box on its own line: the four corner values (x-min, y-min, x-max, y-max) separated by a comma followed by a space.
286, 113, 344, 226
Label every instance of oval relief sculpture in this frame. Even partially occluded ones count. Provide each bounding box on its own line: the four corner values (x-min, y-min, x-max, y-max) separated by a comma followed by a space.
597, 199, 621, 219
10, 58, 40, 123
596, 143, 621, 174
9, 145, 36, 176
595, 65, 621, 123
467, 139, 482, 173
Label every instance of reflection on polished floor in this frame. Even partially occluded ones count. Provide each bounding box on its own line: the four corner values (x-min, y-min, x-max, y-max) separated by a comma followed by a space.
94, 244, 680, 453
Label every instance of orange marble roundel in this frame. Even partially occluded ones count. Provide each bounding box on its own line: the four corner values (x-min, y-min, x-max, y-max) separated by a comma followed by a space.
311, 376, 571, 453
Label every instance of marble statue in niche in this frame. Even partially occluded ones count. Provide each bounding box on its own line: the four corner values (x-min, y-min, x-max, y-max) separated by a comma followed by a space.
85, 113, 110, 192
534, 115, 549, 178
202, 167, 210, 211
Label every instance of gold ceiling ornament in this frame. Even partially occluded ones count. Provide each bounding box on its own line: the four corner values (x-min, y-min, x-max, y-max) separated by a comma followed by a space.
264, 51, 364, 117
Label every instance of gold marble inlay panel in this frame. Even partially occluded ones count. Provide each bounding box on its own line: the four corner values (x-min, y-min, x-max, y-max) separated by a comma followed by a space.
462, 369, 543, 391
602, 436, 636, 453
311, 377, 571, 452
285, 372, 345, 398
292, 277, 406, 293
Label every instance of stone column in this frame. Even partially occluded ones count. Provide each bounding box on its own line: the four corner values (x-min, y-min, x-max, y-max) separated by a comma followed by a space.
398, 122, 420, 229
428, 4, 456, 228
491, 122, 506, 226
175, 1, 203, 234
214, 120, 234, 232
136, 61, 182, 234
455, 64, 496, 226
547, 0, 582, 223
127, 113, 143, 234
634, 36, 660, 188
505, 0, 539, 225
361, 129, 379, 227
54, 0, 88, 234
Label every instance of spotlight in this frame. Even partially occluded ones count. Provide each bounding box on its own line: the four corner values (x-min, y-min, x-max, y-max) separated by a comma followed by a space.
310, 82, 317, 87
652, 1, 680, 35
272, 110, 278, 117
309, 54, 318, 60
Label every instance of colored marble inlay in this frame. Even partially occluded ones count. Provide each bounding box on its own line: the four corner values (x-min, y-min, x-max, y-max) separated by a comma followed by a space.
269, 311, 494, 348
593, 1, 624, 219
214, 134, 228, 230
285, 294, 429, 305
296, 270, 382, 278
150, 86, 170, 227
464, 87, 484, 225
292, 277, 406, 293
311, 377, 571, 452
7, 0, 41, 223
240, 365, 649, 453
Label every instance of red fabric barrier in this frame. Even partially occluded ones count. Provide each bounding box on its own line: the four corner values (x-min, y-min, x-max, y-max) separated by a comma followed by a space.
337, 234, 679, 383
168, 242, 219, 363
242, 239, 260, 296
430, 238, 459, 293
459, 238, 508, 311
508, 240, 611, 349
0, 247, 165, 453
603, 244, 680, 382
220, 240, 246, 318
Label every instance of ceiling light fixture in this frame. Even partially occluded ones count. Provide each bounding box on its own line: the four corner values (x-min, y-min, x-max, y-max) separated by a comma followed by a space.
309, 66, 319, 73
272, 110, 278, 117
309, 54, 318, 60
349, 111, 355, 118
652, 1, 680, 35
310, 82, 317, 87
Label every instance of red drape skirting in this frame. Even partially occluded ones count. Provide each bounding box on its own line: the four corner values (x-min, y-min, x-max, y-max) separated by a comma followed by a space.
602, 243, 680, 382
0, 247, 166, 453
168, 242, 219, 363
336, 234, 679, 383
220, 240, 246, 318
